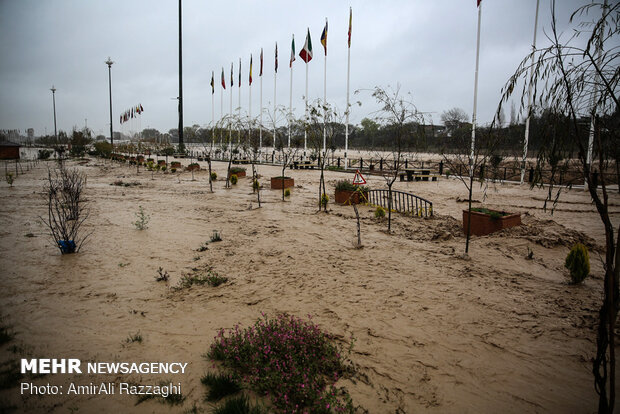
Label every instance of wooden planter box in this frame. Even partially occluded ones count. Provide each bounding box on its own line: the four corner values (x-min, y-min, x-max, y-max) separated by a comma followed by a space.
137, 156, 145, 162
462, 209, 521, 236
271, 177, 294, 189
170, 162, 182, 169
335, 189, 369, 205
186, 164, 201, 171
157, 160, 166, 166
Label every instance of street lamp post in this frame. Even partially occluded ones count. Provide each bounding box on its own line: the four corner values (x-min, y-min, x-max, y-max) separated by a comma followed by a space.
105, 57, 114, 147
50, 85, 57, 144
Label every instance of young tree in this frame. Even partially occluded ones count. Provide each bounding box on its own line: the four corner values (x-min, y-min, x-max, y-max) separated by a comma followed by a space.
369, 85, 427, 232
499, 2, 619, 411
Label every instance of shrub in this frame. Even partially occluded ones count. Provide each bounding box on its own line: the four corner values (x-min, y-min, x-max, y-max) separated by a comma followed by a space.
210, 230, 222, 242
211, 172, 217, 181
38, 149, 53, 160
212, 395, 264, 414
375, 206, 386, 218
565, 243, 590, 284
155, 267, 169, 282
284, 188, 291, 197
5, 173, 14, 188
134, 206, 150, 230
229, 167, 246, 175
171, 168, 177, 173
93, 141, 112, 158
208, 314, 354, 413
320, 193, 329, 208
252, 179, 260, 191
161, 166, 167, 172
230, 174, 238, 185
201, 372, 241, 401
335, 180, 368, 193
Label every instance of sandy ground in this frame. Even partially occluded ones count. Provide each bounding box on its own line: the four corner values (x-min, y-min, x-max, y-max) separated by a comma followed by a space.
0, 157, 618, 413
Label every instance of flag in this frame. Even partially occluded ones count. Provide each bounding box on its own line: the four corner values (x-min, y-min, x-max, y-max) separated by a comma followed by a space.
299, 28, 313, 63
260, 48, 263, 76
249, 55, 253, 85
210, 72, 214, 94
230, 62, 234, 87
140, 104, 144, 112
275, 42, 278, 73
321, 19, 328, 56
238, 58, 241, 87
290, 35, 296, 67
120, 115, 122, 124
221, 67, 226, 89
348, 7, 352, 48
477, 0, 481, 6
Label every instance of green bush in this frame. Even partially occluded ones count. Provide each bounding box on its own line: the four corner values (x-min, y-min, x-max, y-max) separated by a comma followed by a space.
335, 180, 368, 193
211, 172, 217, 181
375, 206, 386, 218
38, 149, 53, 160
230, 174, 238, 185
229, 167, 246, 174
565, 243, 590, 284
284, 188, 291, 197
252, 179, 260, 191
171, 168, 177, 173
320, 193, 329, 208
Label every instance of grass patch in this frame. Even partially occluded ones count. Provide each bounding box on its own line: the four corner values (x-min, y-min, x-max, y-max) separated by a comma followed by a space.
208, 314, 354, 413
155, 267, 169, 282
201, 372, 241, 401
212, 395, 264, 414
111, 180, 141, 187
210, 230, 222, 242
196, 242, 209, 252
176, 270, 228, 290
125, 332, 143, 344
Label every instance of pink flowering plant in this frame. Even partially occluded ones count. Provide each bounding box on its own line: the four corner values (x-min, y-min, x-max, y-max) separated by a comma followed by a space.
208, 313, 355, 413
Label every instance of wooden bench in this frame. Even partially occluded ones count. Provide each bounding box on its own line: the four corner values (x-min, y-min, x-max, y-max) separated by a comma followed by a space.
399, 170, 440, 182
233, 158, 251, 164
293, 161, 317, 169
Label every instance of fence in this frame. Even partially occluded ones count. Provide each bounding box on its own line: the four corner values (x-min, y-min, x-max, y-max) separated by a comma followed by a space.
366, 189, 433, 217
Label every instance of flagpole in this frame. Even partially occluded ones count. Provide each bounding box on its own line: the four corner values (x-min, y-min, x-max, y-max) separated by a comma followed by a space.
304, 38, 309, 159
470, 3, 482, 181
230, 63, 233, 149
323, 18, 327, 155
274, 42, 277, 153
238, 58, 241, 145
212, 72, 215, 150
249, 55, 252, 149
220, 71, 223, 147
289, 35, 294, 149
520, 0, 539, 185
260, 49, 263, 155
345, 8, 352, 170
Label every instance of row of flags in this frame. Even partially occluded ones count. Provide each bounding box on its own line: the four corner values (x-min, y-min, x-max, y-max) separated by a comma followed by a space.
120, 104, 144, 124
209, 10, 348, 92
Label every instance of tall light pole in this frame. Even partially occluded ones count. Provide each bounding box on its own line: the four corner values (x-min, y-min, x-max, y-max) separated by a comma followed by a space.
105, 57, 114, 147
50, 85, 57, 143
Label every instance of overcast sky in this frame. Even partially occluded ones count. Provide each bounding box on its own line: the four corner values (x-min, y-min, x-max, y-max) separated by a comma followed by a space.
0, 0, 591, 138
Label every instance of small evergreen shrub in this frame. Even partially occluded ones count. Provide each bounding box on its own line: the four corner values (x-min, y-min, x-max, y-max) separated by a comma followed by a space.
134, 206, 150, 230
230, 174, 238, 185
284, 188, 291, 197
375, 206, 386, 218
320, 193, 329, 208
229, 167, 246, 175
252, 179, 260, 191
210, 230, 222, 242
171, 168, 177, 173
211, 172, 217, 181
565, 243, 590, 284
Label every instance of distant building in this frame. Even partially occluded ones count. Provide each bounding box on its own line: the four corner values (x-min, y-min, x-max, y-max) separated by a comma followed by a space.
0, 142, 21, 160
27, 128, 34, 141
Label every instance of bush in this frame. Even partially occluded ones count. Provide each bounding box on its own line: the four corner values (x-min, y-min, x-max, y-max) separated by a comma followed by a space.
171, 168, 177, 173
230, 174, 238, 185
335, 180, 368, 193
210, 230, 222, 242
229, 167, 246, 175
5, 173, 14, 187
93, 141, 112, 158
565, 243, 590, 284
375, 206, 386, 218
284, 188, 291, 197
208, 314, 354, 413
320, 193, 329, 208
161, 166, 167, 172
38, 149, 53, 160
134, 206, 150, 230
211, 172, 217, 181
252, 179, 260, 191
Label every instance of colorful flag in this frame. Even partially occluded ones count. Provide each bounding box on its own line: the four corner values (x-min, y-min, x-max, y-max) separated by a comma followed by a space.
348, 8, 352, 48
230, 62, 234, 87
275, 42, 278, 73
321, 19, 328, 56
299, 29, 313, 63
249, 55, 253, 85
477, 0, 481, 6
221, 67, 226, 89
260, 48, 263, 76
238, 58, 241, 87
140, 104, 144, 112
290, 35, 296, 67
210, 72, 214, 94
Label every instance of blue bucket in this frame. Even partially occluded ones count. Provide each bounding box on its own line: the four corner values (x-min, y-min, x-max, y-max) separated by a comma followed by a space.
58, 240, 76, 254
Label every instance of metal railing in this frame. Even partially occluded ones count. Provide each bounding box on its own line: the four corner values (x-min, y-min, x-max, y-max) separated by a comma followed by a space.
366, 189, 433, 217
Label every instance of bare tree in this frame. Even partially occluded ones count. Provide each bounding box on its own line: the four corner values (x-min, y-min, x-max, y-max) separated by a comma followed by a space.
499, 2, 619, 411
41, 166, 91, 254
369, 85, 427, 232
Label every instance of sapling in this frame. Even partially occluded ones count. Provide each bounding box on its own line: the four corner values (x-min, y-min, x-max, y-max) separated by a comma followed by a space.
134, 206, 150, 230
